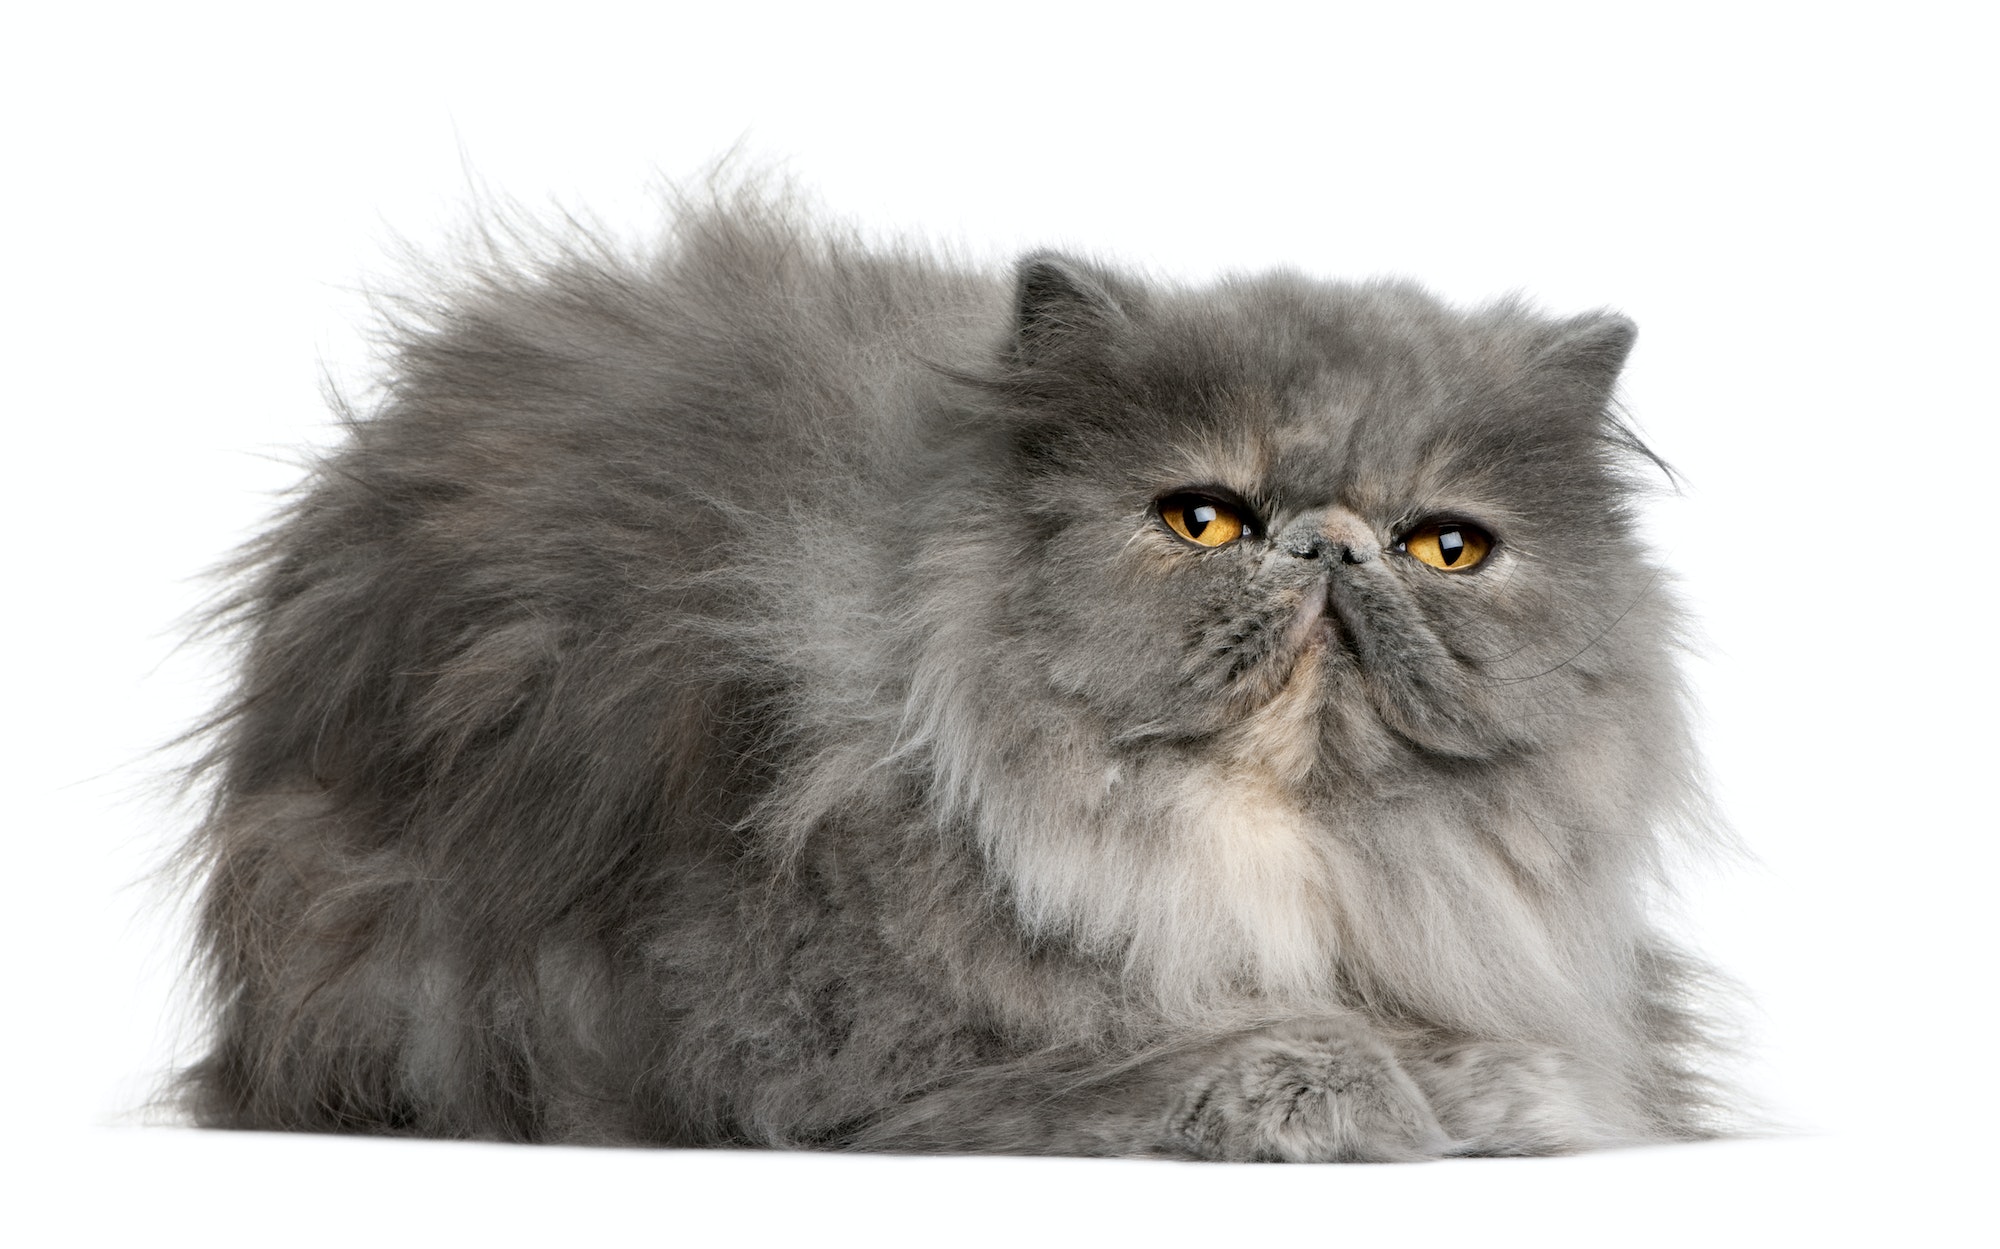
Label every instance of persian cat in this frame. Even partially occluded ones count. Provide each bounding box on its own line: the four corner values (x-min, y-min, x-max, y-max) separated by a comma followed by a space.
177, 184, 1729, 1160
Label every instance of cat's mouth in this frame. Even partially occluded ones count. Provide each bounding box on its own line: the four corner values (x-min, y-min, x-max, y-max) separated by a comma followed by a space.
1283, 585, 1337, 657
1256, 580, 1349, 698
1236, 572, 1377, 722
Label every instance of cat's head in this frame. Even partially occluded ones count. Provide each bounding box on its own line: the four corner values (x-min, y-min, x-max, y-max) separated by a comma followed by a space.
966, 253, 1681, 796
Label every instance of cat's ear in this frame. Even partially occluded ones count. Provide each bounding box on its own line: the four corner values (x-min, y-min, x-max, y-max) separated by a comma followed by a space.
1011, 252, 1135, 366
1525, 312, 1673, 482
1533, 312, 1637, 395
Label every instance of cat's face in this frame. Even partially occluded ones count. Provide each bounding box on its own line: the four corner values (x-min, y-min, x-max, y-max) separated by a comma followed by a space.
985, 259, 1672, 792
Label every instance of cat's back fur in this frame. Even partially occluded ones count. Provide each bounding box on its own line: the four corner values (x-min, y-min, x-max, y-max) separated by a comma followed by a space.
180, 186, 1727, 1158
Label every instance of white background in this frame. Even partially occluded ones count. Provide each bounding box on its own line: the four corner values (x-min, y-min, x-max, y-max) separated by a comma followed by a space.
7, 2, 1994, 1243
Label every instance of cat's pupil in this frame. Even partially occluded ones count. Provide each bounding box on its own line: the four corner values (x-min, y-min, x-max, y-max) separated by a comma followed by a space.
1438, 527, 1465, 566
1190, 504, 1218, 537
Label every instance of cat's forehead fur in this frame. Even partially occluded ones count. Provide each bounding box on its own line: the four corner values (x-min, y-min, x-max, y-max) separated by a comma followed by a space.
1011, 262, 1639, 536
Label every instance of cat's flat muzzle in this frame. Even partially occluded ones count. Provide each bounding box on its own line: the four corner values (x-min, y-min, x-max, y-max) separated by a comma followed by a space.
1275, 509, 1381, 566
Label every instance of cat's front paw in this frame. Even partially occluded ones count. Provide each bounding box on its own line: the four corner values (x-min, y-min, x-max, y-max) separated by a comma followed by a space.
1168, 1020, 1451, 1162
1400, 1041, 1648, 1156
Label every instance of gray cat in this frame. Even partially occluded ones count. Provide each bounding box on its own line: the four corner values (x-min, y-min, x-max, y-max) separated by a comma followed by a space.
176, 185, 1729, 1159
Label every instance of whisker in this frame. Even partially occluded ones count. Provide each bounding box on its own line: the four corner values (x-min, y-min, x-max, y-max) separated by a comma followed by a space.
1482, 569, 1663, 686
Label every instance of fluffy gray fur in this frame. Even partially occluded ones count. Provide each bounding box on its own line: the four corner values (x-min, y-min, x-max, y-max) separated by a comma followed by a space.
177, 184, 1728, 1159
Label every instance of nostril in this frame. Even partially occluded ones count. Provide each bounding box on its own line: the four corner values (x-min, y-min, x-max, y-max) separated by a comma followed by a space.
1283, 532, 1328, 561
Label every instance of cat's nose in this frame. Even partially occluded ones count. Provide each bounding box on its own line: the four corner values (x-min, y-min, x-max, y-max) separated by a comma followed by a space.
1278, 509, 1380, 565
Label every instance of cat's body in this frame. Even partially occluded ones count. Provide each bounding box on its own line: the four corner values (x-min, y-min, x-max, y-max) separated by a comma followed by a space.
180, 190, 1725, 1159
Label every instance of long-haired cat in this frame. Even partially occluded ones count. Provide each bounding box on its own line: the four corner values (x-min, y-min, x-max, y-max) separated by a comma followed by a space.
177, 183, 1728, 1159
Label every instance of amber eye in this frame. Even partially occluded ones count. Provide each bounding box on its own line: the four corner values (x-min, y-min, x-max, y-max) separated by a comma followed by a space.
1400, 521, 1493, 571
1158, 494, 1249, 548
